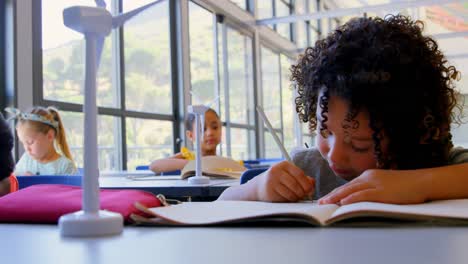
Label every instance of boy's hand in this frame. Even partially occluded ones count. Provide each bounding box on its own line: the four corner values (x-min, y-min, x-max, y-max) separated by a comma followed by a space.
318, 169, 428, 205
255, 161, 315, 202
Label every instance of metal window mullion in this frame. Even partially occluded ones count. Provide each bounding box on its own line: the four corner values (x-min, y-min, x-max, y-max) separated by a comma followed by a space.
229, 123, 254, 129
253, 30, 264, 158
15, 0, 34, 158
244, 33, 256, 158
169, 0, 182, 153
316, 0, 322, 39
116, 0, 128, 170
176, 0, 191, 149
278, 54, 285, 144
272, 0, 276, 32
32, 0, 42, 106
4, 0, 14, 110
221, 20, 232, 157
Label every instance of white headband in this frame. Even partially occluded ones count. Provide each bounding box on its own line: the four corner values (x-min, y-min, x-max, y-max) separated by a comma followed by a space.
5, 107, 59, 130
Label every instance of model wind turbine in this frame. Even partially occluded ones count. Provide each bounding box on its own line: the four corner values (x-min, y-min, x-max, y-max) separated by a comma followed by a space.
58, 0, 163, 237
187, 105, 210, 184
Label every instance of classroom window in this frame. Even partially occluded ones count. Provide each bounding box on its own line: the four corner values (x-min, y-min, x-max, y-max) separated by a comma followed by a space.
60, 112, 122, 171
40, 0, 175, 171
126, 117, 173, 171
275, 0, 291, 40
123, 0, 172, 114
257, 0, 274, 30
41, 0, 114, 107
281, 54, 296, 151
230, 0, 247, 10
218, 25, 256, 160
189, 1, 217, 104
230, 128, 255, 160
295, 0, 308, 49
224, 28, 255, 125
452, 94, 468, 148
261, 46, 283, 158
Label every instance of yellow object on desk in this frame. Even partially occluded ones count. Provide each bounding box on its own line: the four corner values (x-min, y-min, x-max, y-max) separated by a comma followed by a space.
181, 147, 196, 160
180, 146, 244, 167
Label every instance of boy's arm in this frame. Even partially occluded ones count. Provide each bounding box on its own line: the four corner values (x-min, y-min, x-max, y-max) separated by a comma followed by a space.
217, 173, 262, 200
423, 163, 468, 201
218, 161, 315, 202
319, 163, 468, 205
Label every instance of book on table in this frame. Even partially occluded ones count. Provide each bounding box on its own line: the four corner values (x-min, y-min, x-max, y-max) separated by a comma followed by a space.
180, 156, 247, 180
130, 199, 468, 226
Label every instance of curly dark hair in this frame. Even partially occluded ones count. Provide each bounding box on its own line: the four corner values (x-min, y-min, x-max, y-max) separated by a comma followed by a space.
291, 14, 463, 170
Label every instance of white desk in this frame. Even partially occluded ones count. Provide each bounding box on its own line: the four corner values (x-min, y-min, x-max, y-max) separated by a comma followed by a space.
99, 174, 238, 201
1, 224, 468, 264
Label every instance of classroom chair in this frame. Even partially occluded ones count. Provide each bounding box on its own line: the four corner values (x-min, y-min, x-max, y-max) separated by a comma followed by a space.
135, 165, 180, 175
16, 175, 82, 190
9, 174, 19, 193
240, 168, 268, 185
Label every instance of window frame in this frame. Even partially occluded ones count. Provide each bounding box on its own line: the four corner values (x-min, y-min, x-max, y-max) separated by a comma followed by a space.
34, 0, 181, 170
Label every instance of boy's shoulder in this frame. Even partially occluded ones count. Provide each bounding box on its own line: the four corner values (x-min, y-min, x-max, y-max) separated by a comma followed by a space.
291, 147, 327, 169
449, 147, 468, 164
291, 147, 322, 161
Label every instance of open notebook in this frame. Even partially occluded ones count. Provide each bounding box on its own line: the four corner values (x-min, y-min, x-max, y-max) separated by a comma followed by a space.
131, 199, 468, 226
181, 156, 246, 179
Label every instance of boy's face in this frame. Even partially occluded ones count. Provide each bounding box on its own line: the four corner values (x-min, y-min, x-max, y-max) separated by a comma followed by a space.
17, 123, 55, 161
315, 94, 389, 181
186, 110, 222, 154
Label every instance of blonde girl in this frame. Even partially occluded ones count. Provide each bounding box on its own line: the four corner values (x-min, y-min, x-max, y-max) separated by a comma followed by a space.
7, 106, 77, 175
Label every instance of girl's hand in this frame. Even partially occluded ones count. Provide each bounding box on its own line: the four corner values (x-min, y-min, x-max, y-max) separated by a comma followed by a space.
255, 161, 315, 202
318, 169, 429, 205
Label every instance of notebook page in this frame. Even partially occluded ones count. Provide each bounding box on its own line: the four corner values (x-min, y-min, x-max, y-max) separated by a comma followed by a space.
328, 199, 468, 224
147, 201, 339, 226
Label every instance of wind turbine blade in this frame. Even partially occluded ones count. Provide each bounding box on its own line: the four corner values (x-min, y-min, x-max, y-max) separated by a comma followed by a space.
96, 36, 105, 68
112, 0, 163, 28
95, 0, 106, 8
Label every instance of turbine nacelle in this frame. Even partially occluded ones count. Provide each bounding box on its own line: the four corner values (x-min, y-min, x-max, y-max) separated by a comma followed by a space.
63, 6, 112, 36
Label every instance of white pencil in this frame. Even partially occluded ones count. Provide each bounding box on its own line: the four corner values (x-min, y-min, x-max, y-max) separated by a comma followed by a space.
256, 105, 292, 162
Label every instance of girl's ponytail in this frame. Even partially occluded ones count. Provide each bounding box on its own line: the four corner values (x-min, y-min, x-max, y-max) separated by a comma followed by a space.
47, 107, 75, 166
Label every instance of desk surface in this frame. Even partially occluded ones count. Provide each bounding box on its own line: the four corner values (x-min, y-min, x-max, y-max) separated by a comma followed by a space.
99, 175, 238, 200
1, 224, 468, 264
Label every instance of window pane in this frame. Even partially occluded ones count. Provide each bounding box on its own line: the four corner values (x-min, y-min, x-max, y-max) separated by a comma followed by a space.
264, 130, 282, 158
98, 115, 121, 171
123, 0, 172, 114
189, 2, 216, 104
303, 135, 314, 148
231, 128, 255, 160
226, 28, 255, 125
295, 0, 309, 48
275, 0, 290, 40
126, 117, 173, 170
42, 1, 115, 107
230, 0, 246, 9
258, 0, 272, 19
257, 0, 273, 29
60, 111, 83, 169
60, 111, 121, 171
452, 95, 468, 148
281, 54, 296, 151
261, 46, 281, 128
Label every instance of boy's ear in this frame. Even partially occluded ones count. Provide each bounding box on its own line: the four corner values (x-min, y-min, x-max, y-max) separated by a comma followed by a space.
186, 130, 194, 142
